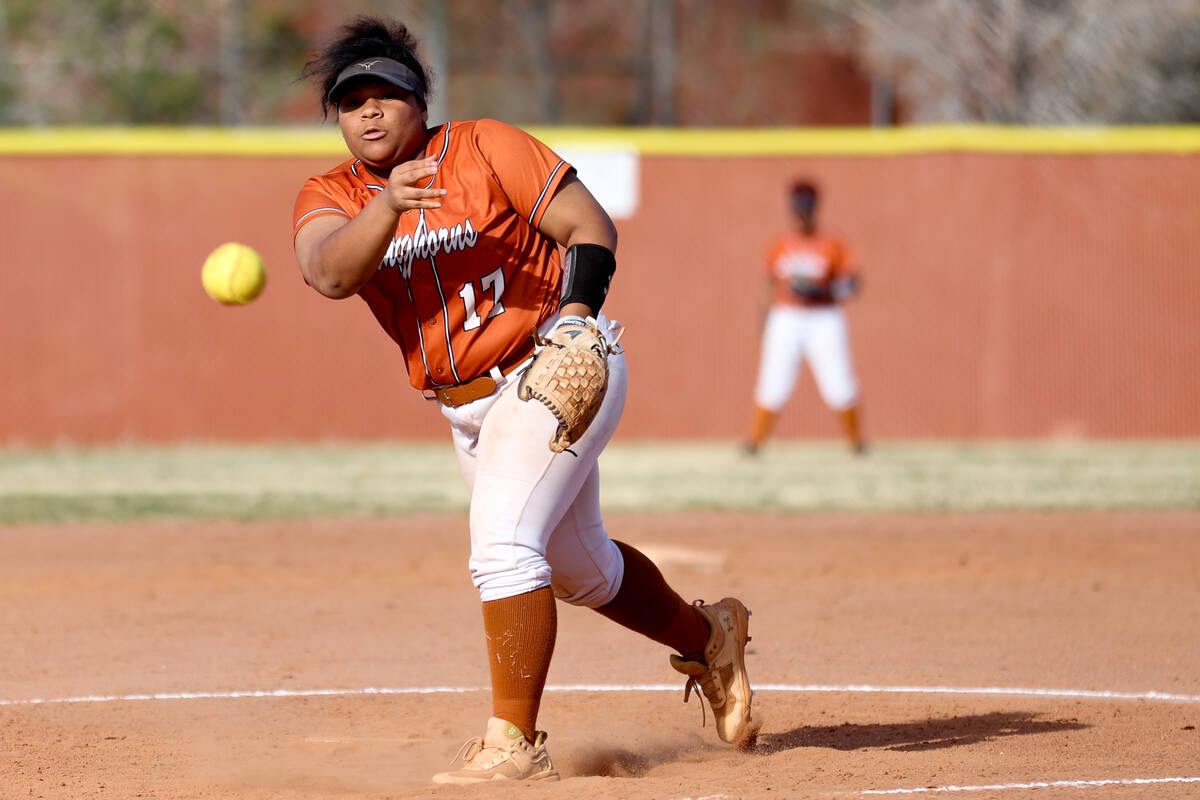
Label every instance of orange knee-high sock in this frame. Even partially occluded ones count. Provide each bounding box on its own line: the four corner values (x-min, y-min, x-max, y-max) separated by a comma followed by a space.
838, 405, 865, 451
746, 405, 778, 451
594, 541, 711, 662
481, 586, 557, 742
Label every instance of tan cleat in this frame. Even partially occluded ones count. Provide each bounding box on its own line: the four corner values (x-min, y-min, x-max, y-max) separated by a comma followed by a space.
669, 597, 755, 746
431, 717, 560, 784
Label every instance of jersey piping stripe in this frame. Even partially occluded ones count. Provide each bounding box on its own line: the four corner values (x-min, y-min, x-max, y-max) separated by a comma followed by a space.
420, 122, 452, 190
350, 160, 385, 191
356, 171, 439, 386
295, 207, 349, 226
354, 156, 454, 387
425, 129, 461, 384
528, 160, 566, 226
403, 279, 435, 387
422, 126, 458, 386
419, 208, 463, 386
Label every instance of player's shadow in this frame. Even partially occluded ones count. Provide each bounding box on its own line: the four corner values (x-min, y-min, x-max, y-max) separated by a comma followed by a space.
755, 711, 1088, 754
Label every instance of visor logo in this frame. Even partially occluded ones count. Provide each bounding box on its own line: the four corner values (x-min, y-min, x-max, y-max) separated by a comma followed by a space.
357, 60, 382, 70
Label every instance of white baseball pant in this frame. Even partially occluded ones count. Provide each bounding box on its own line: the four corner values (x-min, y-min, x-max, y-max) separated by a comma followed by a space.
754, 305, 859, 412
441, 313, 627, 607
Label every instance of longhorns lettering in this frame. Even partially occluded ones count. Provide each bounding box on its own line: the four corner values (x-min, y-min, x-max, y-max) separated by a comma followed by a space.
382, 217, 480, 279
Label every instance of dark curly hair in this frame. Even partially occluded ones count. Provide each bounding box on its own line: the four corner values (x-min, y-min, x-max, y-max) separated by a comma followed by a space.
302, 16, 433, 118
791, 180, 819, 201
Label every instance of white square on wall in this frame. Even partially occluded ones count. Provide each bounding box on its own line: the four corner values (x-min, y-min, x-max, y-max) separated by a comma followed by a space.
555, 147, 640, 220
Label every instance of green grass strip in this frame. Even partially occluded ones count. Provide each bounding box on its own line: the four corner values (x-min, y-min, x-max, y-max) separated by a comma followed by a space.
0, 441, 1197, 524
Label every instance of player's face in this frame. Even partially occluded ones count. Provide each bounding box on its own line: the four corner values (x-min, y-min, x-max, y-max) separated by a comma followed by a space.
792, 194, 817, 233
337, 81, 429, 171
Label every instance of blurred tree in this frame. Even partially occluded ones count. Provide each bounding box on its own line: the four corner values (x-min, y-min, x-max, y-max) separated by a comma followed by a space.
2, 0, 204, 123
0, 0, 862, 125
0, 3, 14, 122
505, 0, 561, 122
2, 0, 310, 124
423, 0, 449, 124
3, 0, 1195, 126
236, 2, 310, 123
218, 0, 245, 124
674, 0, 863, 125
70, 0, 205, 123
849, 0, 1200, 123
633, 0, 676, 124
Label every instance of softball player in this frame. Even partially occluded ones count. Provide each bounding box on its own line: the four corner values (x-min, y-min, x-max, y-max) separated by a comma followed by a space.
745, 180, 866, 455
292, 17, 755, 784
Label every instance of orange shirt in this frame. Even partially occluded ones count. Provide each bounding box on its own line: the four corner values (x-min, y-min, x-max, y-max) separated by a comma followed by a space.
765, 230, 856, 308
293, 119, 572, 390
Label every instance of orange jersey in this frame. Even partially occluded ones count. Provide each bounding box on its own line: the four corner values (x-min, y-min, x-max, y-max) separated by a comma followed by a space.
765, 230, 856, 307
293, 118, 572, 390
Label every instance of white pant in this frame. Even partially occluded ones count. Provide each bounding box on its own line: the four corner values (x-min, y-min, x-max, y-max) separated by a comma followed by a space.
441, 314, 627, 606
754, 305, 859, 412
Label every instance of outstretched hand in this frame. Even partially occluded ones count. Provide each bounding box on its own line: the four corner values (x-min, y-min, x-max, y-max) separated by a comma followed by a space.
384, 156, 448, 214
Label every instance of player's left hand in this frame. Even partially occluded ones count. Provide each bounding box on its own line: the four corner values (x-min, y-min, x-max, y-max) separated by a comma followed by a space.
518, 316, 611, 453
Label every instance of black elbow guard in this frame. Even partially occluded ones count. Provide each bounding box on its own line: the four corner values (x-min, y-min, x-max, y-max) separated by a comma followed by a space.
559, 244, 616, 313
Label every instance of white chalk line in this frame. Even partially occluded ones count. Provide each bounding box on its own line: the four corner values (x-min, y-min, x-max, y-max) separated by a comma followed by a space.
4, 684, 1195, 798
2, 682, 1199, 707
755, 683, 1200, 702
856, 776, 1200, 795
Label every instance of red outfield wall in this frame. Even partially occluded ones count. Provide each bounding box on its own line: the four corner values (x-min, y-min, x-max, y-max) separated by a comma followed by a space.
2, 135, 1199, 444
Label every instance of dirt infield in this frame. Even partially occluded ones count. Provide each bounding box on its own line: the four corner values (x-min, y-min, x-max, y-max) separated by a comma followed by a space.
3, 511, 1198, 799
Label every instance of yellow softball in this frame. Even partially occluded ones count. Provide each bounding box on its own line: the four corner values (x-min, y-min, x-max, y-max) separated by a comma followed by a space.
201, 242, 267, 305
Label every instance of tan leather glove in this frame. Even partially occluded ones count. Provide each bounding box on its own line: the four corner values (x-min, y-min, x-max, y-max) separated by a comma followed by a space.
518, 316, 611, 453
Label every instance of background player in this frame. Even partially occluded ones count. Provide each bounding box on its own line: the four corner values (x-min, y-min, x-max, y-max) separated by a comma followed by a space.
292, 16, 755, 785
745, 180, 866, 455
